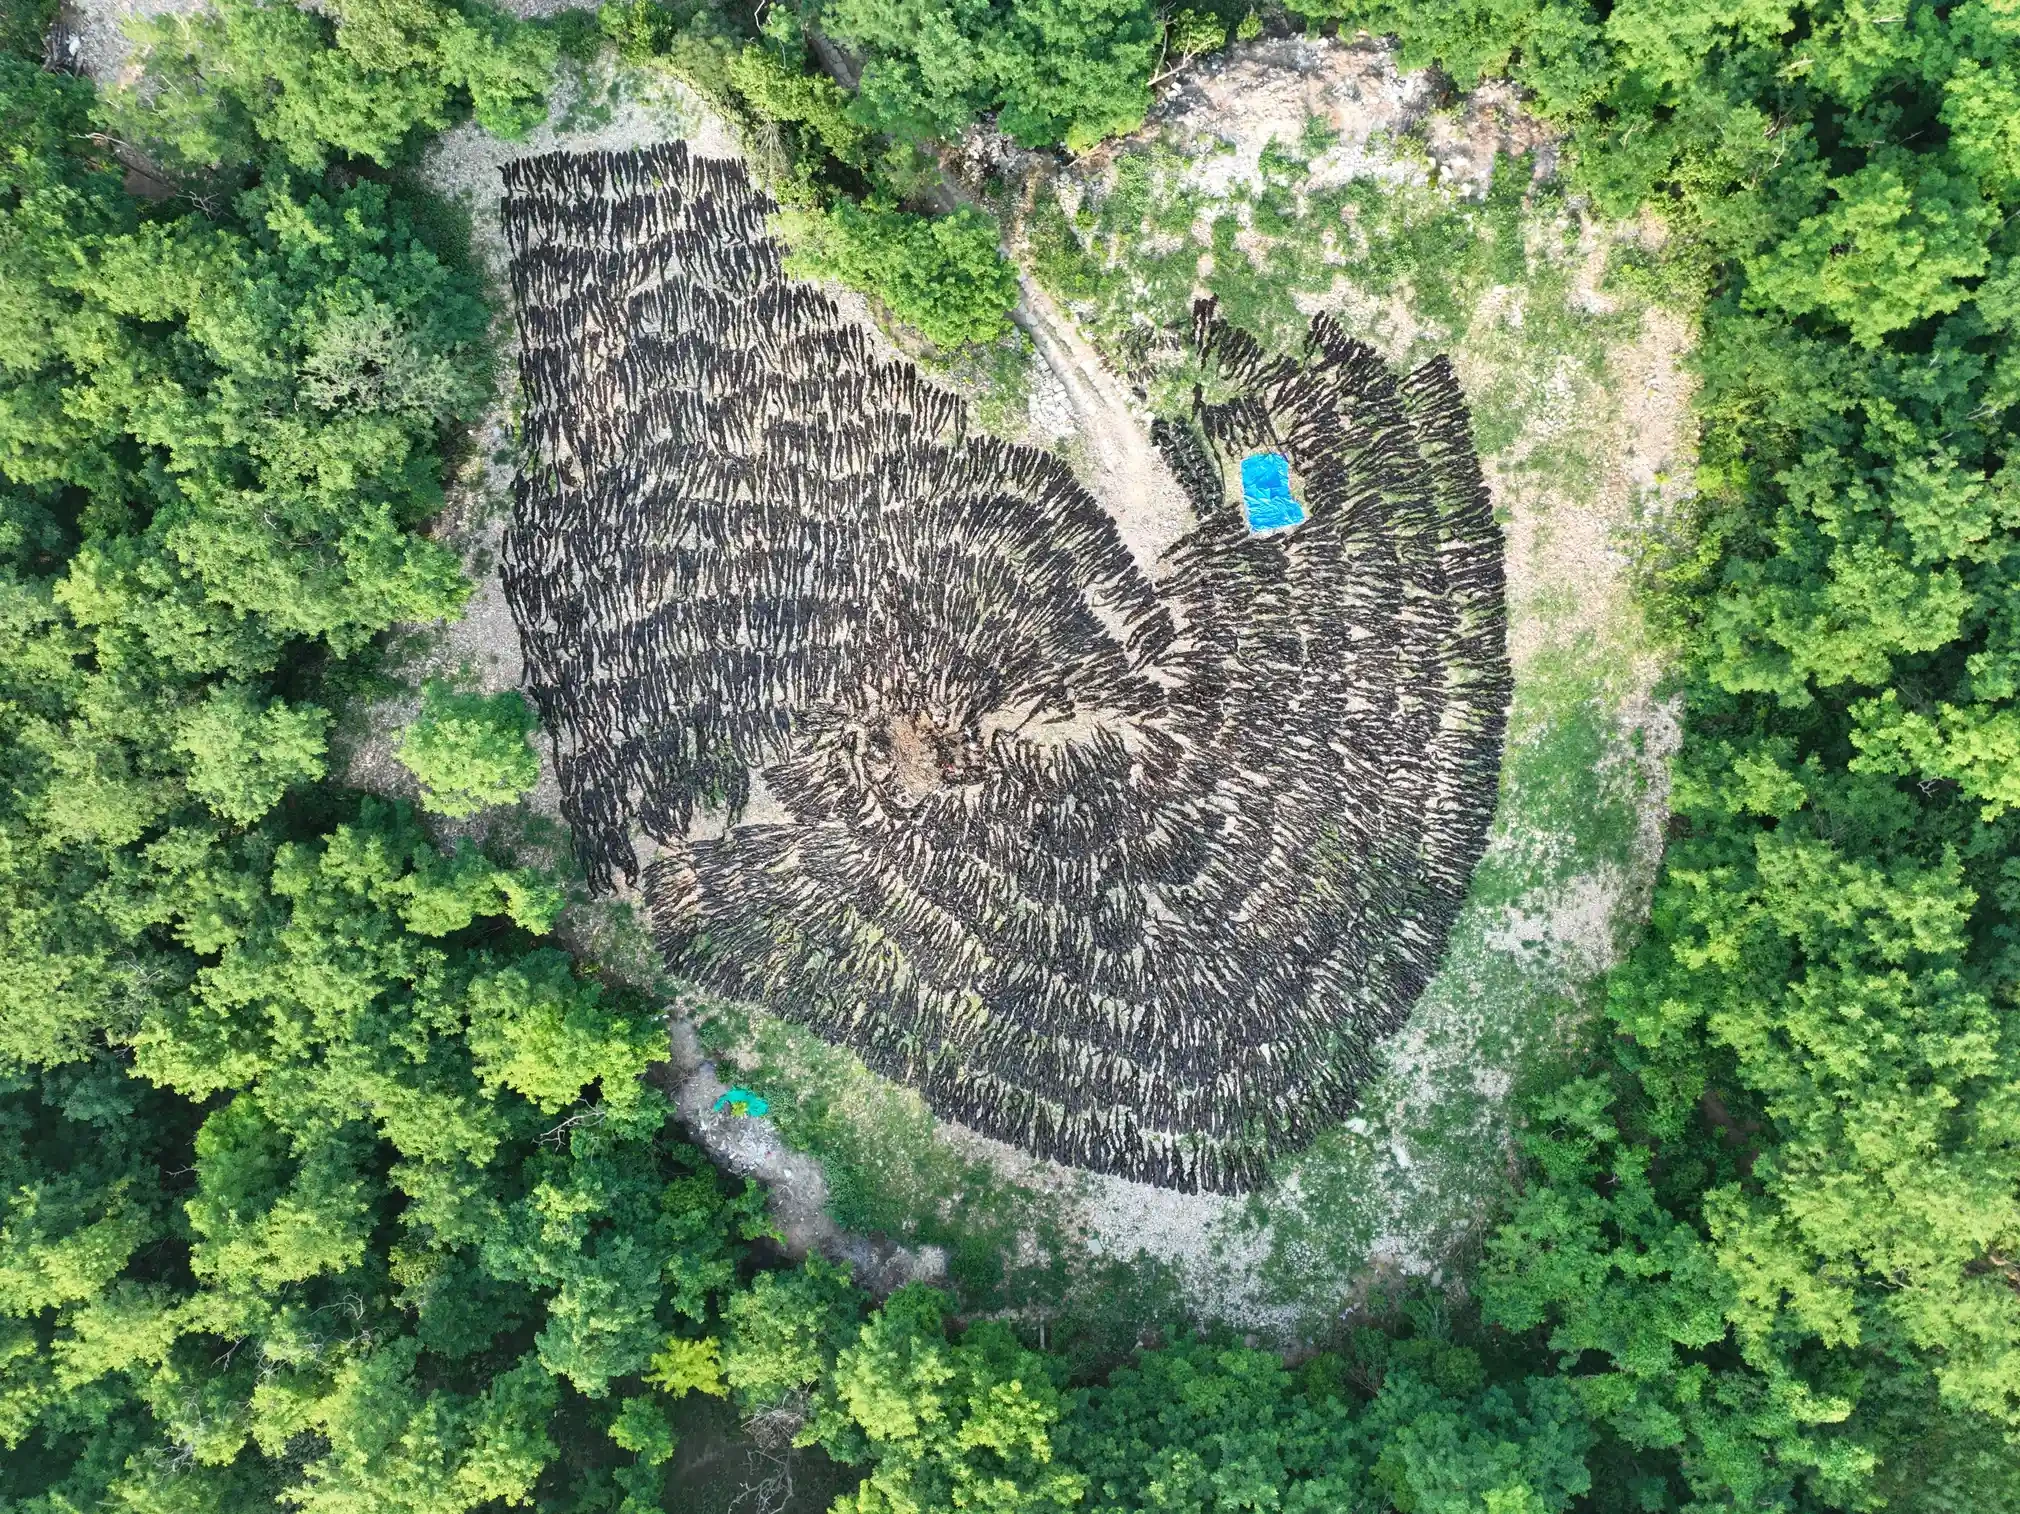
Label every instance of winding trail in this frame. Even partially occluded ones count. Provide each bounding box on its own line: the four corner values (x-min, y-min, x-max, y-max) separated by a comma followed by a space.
1011, 278, 1196, 579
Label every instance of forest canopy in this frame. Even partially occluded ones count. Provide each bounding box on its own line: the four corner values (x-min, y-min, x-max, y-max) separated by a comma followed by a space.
1, 1, 2016, 1513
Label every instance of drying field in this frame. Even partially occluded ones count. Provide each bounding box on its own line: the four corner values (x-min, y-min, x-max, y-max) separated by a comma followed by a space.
503, 144, 1510, 1195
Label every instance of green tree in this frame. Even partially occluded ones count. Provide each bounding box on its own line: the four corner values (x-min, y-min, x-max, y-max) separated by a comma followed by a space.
463, 950, 665, 1119
1061, 1334, 1591, 1514
723, 1255, 865, 1411
278, 1345, 560, 1514
0, 53, 489, 1083
0, 798, 773, 1512
0, 1, 56, 62
783, 201, 1020, 349
396, 681, 543, 818
819, 0, 1158, 150
1743, 153, 1999, 347
810, 1284, 1087, 1513
729, 42, 870, 164
173, 684, 331, 825
111, 0, 558, 173
1164, 9, 1227, 59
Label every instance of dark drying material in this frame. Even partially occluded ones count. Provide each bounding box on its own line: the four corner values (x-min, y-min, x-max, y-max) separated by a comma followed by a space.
503, 144, 1510, 1193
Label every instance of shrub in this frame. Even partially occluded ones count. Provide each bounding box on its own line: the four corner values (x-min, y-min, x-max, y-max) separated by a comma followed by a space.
782, 201, 1020, 349
728, 43, 868, 164
1166, 8, 1227, 58
396, 680, 542, 817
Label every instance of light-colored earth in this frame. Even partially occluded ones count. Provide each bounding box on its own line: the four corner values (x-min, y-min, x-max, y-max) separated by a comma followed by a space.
50, 0, 200, 86
67, 7, 1695, 1321
1146, 37, 1557, 201
1013, 278, 1193, 577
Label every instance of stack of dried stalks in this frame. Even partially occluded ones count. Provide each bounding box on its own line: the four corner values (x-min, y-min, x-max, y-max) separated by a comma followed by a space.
503, 144, 1510, 1193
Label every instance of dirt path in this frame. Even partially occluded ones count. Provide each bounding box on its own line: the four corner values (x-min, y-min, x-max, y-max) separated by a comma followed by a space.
1013, 279, 1195, 577
664, 1026, 953, 1295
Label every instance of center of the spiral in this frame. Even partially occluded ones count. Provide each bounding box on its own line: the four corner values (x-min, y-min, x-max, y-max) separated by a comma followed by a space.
871, 709, 986, 803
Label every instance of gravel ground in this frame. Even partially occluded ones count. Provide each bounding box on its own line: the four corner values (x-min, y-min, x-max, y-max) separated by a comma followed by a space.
1014, 277, 1194, 578
1140, 38, 1556, 203
54, 0, 199, 86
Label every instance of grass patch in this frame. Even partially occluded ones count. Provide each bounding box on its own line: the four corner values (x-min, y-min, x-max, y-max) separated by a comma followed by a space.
1018, 129, 1639, 478
1246, 638, 1661, 1325
1468, 642, 1653, 908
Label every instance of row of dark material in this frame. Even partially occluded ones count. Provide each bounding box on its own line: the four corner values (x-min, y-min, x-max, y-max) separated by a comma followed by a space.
502, 142, 1511, 1192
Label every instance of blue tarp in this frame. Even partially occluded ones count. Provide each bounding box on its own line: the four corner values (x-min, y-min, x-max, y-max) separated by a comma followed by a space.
1240, 451, 1305, 533
712, 1087, 770, 1116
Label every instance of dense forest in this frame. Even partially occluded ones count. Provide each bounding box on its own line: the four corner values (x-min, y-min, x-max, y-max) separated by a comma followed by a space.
0, 0, 2014, 1511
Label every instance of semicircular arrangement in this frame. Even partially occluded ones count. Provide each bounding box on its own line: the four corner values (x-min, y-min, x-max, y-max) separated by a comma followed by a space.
501, 144, 1510, 1192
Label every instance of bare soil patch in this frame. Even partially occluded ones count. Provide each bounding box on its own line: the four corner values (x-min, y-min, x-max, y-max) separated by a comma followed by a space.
1014, 278, 1194, 578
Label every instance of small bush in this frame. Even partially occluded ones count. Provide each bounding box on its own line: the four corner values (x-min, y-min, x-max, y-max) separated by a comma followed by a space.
395, 680, 542, 817
1166, 8, 1227, 57
782, 201, 1019, 350
728, 45, 867, 164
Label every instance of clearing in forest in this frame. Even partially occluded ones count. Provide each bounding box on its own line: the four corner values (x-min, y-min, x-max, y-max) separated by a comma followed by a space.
502, 143, 1510, 1196
342, 36, 1691, 1333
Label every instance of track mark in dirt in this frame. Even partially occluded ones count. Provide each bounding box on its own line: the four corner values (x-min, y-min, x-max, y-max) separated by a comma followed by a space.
1013, 279, 1195, 578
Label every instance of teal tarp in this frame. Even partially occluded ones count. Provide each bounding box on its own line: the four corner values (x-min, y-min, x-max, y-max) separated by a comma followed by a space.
712, 1087, 770, 1116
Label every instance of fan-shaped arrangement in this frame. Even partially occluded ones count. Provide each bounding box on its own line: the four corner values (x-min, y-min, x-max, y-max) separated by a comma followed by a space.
501, 144, 1510, 1192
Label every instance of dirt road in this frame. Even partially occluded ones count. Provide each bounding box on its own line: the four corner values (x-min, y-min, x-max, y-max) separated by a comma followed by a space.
1013, 278, 1195, 579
